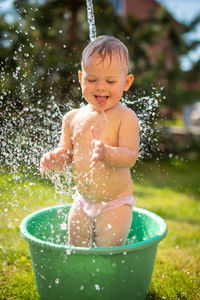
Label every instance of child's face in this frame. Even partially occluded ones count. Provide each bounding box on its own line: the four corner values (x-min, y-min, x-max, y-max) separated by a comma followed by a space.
79, 54, 134, 112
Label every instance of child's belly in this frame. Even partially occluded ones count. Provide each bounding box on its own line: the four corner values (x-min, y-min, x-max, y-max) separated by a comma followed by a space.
73, 163, 133, 203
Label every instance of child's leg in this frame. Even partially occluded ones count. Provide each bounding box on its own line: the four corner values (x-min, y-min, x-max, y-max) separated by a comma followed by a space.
95, 205, 132, 247
68, 202, 94, 247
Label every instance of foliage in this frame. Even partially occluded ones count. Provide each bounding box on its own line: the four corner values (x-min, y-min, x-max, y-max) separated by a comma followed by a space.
0, 0, 200, 114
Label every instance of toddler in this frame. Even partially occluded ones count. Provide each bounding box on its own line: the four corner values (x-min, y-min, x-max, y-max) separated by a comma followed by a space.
40, 35, 139, 247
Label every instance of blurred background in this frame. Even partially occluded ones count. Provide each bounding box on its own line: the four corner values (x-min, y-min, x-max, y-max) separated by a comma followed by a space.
1, 2, 200, 298
0, 0, 200, 160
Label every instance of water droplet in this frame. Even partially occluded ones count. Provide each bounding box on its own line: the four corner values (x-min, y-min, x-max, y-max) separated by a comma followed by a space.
107, 224, 112, 230
95, 284, 100, 291
60, 223, 67, 230
66, 248, 72, 255
112, 262, 116, 267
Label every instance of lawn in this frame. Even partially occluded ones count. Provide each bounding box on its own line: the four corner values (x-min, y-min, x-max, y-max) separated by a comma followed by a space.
0, 156, 200, 299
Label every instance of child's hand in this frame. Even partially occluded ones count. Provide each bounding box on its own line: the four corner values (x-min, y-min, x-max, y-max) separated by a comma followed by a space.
90, 126, 106, 168
40, 147, 68, 175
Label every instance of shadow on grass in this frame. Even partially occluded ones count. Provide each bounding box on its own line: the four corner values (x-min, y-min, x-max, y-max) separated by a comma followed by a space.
132, 157, 200, 199
147, 290, 188, 300
147, 291, 163, 300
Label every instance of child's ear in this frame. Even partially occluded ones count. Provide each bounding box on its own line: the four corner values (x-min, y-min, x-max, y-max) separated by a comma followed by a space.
124, 74, 134, 91
78, 71, 82, 85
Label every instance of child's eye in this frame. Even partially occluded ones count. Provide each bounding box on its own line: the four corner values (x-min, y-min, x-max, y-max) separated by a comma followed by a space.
107, 81, 115, 84
87, 79, 96, 82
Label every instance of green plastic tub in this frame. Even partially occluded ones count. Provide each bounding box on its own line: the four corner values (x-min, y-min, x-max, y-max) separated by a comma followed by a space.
20, 205, 167, 300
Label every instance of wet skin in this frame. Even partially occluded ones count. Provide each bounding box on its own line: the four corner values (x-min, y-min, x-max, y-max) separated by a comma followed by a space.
40, 54, 139, 247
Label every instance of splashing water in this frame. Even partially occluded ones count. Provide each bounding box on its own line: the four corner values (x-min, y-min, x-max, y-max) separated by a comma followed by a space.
0, 3, 166, 296
0, 0, 162, 250
121, 89, 162, 160
0, 94, 75, 197
0, 84, 161, 210
101, 111, 109, 124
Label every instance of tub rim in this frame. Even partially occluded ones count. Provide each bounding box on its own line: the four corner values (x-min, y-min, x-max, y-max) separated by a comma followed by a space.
20, 204, 167, 255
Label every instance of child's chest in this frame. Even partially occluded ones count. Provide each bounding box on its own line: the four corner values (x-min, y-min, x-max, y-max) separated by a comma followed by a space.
71, 109, 120, 147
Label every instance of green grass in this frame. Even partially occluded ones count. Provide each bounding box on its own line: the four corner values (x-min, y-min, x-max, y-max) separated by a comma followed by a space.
162, 118, 185, 128
133, 157, 200, 299
0, 157, 200, 299
0, 172, 71, 300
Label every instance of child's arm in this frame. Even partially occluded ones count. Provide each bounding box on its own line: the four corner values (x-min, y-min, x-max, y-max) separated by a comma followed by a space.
90, 110, 139, 169
40, 112, 73, 175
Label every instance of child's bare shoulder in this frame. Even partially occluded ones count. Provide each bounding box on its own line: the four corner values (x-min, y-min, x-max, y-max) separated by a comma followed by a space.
118, 103, 138, 123
62, 108, 80, 124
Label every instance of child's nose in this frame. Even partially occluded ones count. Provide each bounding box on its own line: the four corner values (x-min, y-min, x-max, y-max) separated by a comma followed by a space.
95, 81, 106, 90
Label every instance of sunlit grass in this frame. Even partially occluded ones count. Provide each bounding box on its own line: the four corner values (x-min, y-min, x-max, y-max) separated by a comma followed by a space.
0, 172, 72, 299
133, 157, 200, 299
0, 157, 200, 299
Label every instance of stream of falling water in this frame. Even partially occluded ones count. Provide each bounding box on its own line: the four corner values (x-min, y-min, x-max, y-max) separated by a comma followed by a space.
86, 0, 96, 41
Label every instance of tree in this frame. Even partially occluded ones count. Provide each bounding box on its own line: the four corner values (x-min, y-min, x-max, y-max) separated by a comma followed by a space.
1, 0, 200, 113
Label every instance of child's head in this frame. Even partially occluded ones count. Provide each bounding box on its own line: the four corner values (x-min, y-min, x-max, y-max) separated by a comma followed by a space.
79, 36, 134, 112
82, 35, 129, 74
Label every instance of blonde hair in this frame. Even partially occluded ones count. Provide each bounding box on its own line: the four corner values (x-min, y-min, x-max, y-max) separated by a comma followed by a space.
82, 35, 129, 72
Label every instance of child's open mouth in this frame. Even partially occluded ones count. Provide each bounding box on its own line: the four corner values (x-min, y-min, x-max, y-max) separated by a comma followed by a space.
95, 96, 109, 106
